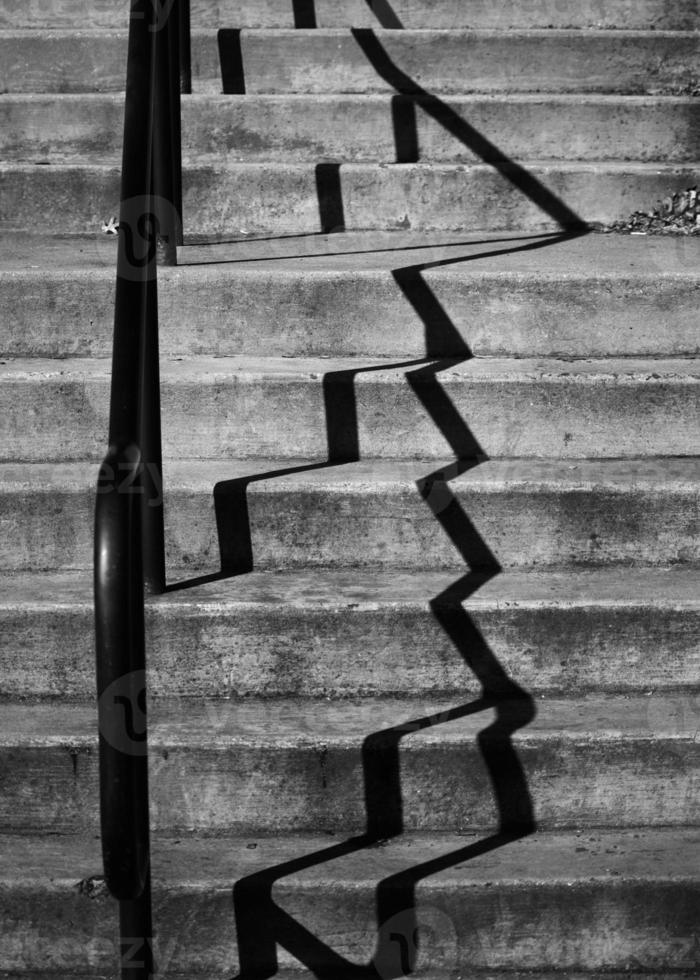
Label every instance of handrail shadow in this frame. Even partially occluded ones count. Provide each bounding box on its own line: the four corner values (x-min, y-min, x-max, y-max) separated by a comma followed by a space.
183, 13, 591, 979
226, 233, 576, 980
178, 231, 564, 266
351, 27, 586, 231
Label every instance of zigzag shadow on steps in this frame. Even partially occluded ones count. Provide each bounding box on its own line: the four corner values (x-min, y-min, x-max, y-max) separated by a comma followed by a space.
156, 239, 577, 975
176, 22, 589, 973
169, 230, 584, 595
211, 228, 584, 980
179, 232, 560, 266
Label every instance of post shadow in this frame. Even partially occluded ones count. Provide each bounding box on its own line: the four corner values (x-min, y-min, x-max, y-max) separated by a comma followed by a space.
292, 0, 318, 28
218, 29, 246, 94
315, 164, 347, 233
391, 97, 419, 163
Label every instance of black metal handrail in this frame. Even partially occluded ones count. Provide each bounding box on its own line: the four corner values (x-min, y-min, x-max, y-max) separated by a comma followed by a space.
95, 1, 189, 976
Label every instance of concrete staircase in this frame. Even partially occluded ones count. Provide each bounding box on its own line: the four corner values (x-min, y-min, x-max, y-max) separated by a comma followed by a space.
2, 1, 700, 977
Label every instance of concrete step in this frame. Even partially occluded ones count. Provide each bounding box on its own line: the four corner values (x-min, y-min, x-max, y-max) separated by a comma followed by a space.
1, 830, 699, 976
3, 160, 698, 234
2, 458, 700, 573
2, 29, 698, 95
2, 694, 700, 832
5, 93, 700, 163
3, 232, 700, 360
3, 567, 700, 699
3, 0, 698, 30
3, 355, 700, 462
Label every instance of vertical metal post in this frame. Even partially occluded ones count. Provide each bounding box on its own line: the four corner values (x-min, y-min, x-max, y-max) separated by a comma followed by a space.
153, 7, 178, 267
168, 0, 184, 243
110, 0, 156, 451
139, 273, 166, 596
119, 870, 155, 980
179, 0, 192, 94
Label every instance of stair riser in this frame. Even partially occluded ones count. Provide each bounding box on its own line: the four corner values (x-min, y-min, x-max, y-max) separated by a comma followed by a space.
3, 0, 698, 30
3, 31, 698, 95
2, 880, 699, 975
1, 736, 698, 833
3, 369, 700, 461
4, 601, 700, 699
4, 266, 700, 360
3, 163, 698, 234
5, 95, 700, 163
3, 880, 699, 975
220, 31, 700, 97
4, 478, 700, 571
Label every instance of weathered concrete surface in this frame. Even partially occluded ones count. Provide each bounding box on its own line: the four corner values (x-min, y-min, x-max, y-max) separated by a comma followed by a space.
218, 30, 700, 96
3, 160, 699, 234
2, 3, 700, 975
0, 29, 130, 93
3, 458, 700, 572
1, 696, 699, 833
3, 355, 700, 461
3, 568, 700, 699
1, 830, 699, 974
4, 93, 700, 163
2, 29, 699, 94
3, 232, 700, 359
2, 0, 699, 29
179, 161, 700, 234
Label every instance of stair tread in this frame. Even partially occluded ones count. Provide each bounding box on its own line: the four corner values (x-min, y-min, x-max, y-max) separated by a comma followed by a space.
3, 0, 697, 31
8, 353, 700, 461
4, 456, 697, 572
4, 25, 696, 98
2, 692, 698, 744
5, 565, 700, 609
5, 158, 698, 170
6, 353, 700, 380
2, 831, 697, 977
3, 27, 697, 37
1, 827, 699, 884
5, 91, 700, 103
3, 161, 697, 235
1, 229, 699, 277
4, 567, 700, 701
2, 456, 700, 489
7, 92, 698, 167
